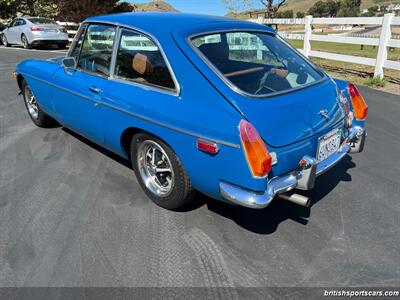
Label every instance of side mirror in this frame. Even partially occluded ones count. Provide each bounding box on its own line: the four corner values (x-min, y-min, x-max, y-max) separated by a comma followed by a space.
62, 57, 76, 75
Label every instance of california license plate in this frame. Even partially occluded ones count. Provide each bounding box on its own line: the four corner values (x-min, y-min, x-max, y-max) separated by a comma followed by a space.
316, 128, 342, 162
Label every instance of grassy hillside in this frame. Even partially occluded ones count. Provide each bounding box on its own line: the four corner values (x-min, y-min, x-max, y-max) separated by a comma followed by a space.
229, 0, 400, 17
130, 0, 178, 12
281, 0, 400, 13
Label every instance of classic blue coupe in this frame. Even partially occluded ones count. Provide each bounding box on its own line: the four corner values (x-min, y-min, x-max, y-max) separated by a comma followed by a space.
15, 13, 368, 210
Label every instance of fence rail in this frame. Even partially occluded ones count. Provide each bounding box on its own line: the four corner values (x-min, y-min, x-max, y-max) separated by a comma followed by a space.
251, 14, 400, 78
56, 21, 79, 43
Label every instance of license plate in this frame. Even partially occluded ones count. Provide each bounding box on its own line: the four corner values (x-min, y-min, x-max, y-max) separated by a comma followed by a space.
45, 29, 57, 33
316, 128, 342, 162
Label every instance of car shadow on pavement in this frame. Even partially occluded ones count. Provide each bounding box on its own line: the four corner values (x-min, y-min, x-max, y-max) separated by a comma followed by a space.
201, 156, 356, 234
62, 127, 356, 234
62, 127, 132, 169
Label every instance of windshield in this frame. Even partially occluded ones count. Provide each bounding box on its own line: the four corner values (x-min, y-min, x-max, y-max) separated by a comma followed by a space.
28, 18, 56, 25
192, 31, 323, 97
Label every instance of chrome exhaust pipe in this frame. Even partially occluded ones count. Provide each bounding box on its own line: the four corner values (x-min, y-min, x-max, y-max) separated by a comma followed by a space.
279, 193, 311, 207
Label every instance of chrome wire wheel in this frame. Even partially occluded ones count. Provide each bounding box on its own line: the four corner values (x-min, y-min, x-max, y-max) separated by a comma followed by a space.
24, 85, 39, 120
137, 140, 175, 197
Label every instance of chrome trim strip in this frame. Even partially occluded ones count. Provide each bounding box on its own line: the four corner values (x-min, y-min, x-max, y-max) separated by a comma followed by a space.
19, 72, 240, 149
220, 126, 365, 209
186, 29, 327, 99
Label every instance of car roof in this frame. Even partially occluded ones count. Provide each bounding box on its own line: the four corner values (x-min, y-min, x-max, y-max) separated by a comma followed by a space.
86, 12, 268, 35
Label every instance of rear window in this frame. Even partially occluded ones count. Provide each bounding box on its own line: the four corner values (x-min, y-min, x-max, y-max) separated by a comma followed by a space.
28, 18, 56, 24
192, 31, 323, 97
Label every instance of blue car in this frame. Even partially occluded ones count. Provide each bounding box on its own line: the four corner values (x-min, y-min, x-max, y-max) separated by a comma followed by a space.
15, 13, 368, 210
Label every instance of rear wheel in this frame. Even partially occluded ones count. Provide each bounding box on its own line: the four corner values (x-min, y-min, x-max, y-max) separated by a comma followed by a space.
21, 34, 31, 49
131, 134, 195, 210
22, 80, 57, 127
2, 34, 10, 47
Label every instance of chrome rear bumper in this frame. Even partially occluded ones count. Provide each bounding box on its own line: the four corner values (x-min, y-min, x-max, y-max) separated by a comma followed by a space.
220, 126, 365, 209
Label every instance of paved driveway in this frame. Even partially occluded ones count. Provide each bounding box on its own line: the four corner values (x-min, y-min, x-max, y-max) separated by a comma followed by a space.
0, 46, 399, 289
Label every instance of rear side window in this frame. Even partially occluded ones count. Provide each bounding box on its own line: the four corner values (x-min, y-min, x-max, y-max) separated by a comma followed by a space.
114, 29, 175, 90
192, 31, 323, 97
77, 24, 116, 77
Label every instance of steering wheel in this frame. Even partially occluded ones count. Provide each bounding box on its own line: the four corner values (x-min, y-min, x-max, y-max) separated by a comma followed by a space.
255, 68, 289, 95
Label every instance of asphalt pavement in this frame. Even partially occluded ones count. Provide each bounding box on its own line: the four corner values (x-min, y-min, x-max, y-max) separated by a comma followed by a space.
0, 45, 399, 290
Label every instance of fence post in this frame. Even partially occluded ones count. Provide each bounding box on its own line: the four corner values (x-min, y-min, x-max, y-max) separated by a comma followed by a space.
374, 13, 394, 79
303, 15, 313, 57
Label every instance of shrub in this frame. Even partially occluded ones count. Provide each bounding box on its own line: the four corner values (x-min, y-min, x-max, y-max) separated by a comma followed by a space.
364, 77, 387, 88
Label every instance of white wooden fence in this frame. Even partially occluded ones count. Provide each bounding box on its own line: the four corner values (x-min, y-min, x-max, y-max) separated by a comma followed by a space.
56, 21, 78, 43
59, 16, 400, 79
251, 14, 400, 78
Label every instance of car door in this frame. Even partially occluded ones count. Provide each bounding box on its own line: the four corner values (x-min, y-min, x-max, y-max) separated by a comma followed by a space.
5, 19, 18, 43
51, 23, 117, 144
16, 18, 27, 44
102, 28, 180, 152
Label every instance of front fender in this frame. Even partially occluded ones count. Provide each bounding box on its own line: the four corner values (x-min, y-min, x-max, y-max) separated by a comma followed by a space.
16, 59, 62, 116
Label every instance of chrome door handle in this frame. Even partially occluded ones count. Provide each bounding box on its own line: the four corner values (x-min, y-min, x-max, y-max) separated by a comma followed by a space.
89, 86, 102, 94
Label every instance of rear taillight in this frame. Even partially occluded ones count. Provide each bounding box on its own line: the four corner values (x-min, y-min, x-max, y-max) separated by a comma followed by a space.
348, 83, 368, 120
339, 90, 353, 128
239, 120, 272, 177
30, 26, 46, 31
59, 27, 67, 33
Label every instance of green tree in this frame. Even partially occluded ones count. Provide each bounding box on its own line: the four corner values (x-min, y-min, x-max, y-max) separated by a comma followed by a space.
308, 0, 328, 17
338, 0, 361, 17
296, 11, 305, 18
325, 0, 341, 17
222, 0, 288, 18
0, 0, 133, 21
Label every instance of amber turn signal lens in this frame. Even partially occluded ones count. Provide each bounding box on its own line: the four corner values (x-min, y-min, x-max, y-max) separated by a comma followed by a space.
239, 120, 272, 177
348, 83, 368, 120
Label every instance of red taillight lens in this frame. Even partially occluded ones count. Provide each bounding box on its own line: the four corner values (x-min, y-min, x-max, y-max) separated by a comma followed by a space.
348, 83, 368, 120
30, 26, 46, 31
239, 120, 272, 177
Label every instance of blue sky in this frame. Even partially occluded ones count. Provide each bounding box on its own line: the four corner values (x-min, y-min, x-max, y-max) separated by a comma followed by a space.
127, 0, 266, 16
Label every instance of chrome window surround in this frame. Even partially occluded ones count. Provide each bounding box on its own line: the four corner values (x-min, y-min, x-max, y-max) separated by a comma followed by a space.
187, 29, 327, 99
76, 23, 117, 79
67, 21, 180, 96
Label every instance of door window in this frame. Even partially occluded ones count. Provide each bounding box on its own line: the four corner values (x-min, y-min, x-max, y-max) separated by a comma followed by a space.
77, 24, 116, 77
114, 29, 175, 90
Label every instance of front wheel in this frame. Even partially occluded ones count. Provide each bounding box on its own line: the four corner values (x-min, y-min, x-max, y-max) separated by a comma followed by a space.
131, 134, 195, 210
22, 80, 57, 127
2, 34, 10, 47
21, 34, 31, 49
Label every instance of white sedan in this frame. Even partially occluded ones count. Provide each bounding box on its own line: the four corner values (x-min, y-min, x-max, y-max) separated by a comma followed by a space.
1, 17, 68, 49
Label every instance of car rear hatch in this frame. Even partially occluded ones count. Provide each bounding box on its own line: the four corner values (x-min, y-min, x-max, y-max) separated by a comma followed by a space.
172, 23, 344, 148
224, 80, 344, 147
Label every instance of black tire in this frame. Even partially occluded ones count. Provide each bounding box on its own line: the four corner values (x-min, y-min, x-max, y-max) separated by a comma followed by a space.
2, 34, 10, 47
21, 34, 31, 49
131, 133, 195, 210
21, 80, 57, 128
